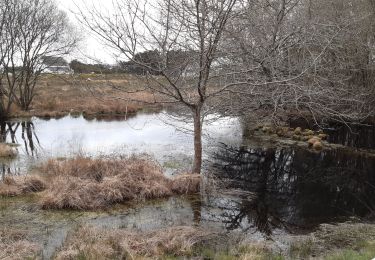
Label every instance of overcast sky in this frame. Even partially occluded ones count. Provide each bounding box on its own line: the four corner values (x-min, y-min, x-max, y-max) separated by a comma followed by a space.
57, 0, 118, 64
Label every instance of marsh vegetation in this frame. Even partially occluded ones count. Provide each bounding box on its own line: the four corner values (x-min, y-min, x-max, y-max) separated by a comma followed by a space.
1, 0, 375, 259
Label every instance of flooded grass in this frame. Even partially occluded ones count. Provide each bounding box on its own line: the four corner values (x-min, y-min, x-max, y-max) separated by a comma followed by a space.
56, 225, 289, 260
0, 156, 200, 210
0, 175, 46, 197
0, 227, 41, 260
0, 143, 18, 158
55, 225, 213, 259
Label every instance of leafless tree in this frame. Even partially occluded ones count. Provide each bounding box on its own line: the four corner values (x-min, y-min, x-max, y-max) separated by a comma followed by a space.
77, 0, 241, 173
0, 0, 78, 114
225, 0, 375, 124
77, 0, 375, 173
0, 0, 18, 116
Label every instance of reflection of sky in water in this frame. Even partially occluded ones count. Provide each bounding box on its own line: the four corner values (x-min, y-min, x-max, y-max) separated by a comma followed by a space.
4, 111, 242, 174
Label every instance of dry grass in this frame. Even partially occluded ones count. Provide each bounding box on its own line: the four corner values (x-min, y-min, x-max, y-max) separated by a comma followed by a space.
0, 175, 46, 197
171, 173, 201, 195
0, 143, 17, 158
12, 73, 161, 118
0, 228, 40, 260
0, 156, 200, 209
40, 156, 171, 209
55, 225, 212, 259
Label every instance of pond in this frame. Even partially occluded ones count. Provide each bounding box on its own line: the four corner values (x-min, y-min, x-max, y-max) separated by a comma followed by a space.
211, 144, 375, 235
0, 111, 242, 176
1, 112, 375, 258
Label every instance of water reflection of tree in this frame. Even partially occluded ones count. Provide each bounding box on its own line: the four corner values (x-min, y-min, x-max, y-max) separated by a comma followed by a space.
288, 118, 375, 150
0, 121, 41, 177
211, 144, 375, 235
0, 121, 41, 156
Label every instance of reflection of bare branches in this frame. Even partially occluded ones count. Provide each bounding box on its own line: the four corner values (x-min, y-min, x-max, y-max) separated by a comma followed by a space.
211, 144, 375, 235
0, 121, 41, 156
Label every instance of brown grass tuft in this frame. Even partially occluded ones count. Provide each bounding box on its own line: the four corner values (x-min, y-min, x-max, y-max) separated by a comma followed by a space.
55, 225, 212, 259
0, 156, 200, 209
0, 228, 40, 260
0, 175, 46, 197
38, 156, 200, 210
0, 143, 17, 158
171, 173, 201, 194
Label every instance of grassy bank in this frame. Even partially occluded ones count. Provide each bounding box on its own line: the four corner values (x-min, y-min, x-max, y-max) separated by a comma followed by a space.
2, 221, 375, 259
0, 156, 200, 210
56, 223, 375, 259
8, 73, 162, 119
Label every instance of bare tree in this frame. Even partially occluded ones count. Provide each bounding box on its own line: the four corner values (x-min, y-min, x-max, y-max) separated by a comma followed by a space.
224, 0, 375, 124
76, 0, 375, 173
0, 0, 78, 114
77, 0, 240, 173
0, 0, 19, 117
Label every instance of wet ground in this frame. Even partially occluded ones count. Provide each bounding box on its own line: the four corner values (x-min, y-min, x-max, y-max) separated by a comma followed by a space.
1, 112, 375, 259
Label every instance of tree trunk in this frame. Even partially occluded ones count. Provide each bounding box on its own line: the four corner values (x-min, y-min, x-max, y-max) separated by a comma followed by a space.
192, 106, 203, 174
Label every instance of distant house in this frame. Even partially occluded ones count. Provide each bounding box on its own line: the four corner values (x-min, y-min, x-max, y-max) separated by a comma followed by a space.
42, 56, 72, 74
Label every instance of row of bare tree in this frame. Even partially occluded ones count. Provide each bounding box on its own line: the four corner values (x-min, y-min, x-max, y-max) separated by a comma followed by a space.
77, 0, 375, 173
0, 0, 77, 117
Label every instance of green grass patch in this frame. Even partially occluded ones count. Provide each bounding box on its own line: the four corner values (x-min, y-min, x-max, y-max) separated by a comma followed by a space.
325, 241, 375, 260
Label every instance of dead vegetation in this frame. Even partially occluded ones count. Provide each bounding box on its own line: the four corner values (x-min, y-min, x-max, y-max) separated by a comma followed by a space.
0, 175, 46, 197
9, 74, 162, 118
0, 228, 40, 260
0, 143, 17, 158
55, 225, 281, 260
55, 225, 213, 259
171, 173, 201, 195
0, 156, 200, 210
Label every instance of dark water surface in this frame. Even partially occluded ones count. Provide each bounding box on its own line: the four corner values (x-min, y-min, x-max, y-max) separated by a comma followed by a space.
289, 118, 375, 150
210, 144, 375, 235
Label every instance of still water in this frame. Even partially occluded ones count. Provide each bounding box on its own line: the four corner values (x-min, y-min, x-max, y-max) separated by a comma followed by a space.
1, 112, 375, 258
0, 111, 241, 175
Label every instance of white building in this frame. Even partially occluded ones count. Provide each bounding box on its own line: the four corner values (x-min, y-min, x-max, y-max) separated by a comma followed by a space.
42, 56, 72, 74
